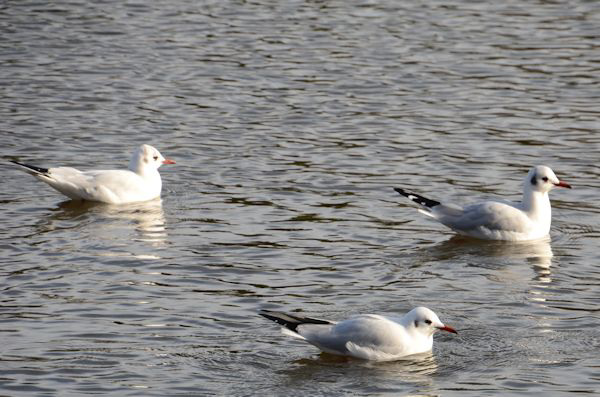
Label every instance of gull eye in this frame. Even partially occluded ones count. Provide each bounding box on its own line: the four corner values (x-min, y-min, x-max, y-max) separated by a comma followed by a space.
153, 156, 159, 161
542, 177, 549, 182
425, 319, 432, 325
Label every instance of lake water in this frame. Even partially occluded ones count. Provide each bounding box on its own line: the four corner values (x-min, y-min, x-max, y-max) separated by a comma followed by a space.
1, 1, 599, 396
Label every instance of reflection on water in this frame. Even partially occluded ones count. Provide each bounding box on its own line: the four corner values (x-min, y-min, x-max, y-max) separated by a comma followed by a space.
49, 198, 168, 248
421, 235, 556, 307
281, 352, 438, 392
425, 235, 553, 269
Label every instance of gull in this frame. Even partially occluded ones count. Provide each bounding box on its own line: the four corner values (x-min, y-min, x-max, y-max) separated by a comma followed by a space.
394, 165, 571, 241
260, 306, 456, 361
10, 144, 175, 204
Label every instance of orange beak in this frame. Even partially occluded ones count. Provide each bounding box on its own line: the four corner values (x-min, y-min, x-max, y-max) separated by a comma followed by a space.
162, 159, 176, 165
554, 180, 571, 189
437, 325, 458, 334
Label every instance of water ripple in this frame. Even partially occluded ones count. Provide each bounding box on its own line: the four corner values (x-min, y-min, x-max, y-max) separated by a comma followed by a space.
2, 0, 600, 396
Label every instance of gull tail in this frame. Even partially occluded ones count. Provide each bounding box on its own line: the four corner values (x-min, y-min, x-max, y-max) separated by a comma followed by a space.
394, 187, 440, 209
10, 160, 49, 176
259, 310, 332, 334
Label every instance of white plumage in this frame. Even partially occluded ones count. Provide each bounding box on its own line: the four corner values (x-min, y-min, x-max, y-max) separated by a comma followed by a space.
260, 307, 457, 361
11, 144, 175, 204
395, 165, 571, 241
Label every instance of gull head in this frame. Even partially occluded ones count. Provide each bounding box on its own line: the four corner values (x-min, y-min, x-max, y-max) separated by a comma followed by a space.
526, 165, 571, 193
130, 144, 175, 174
404, 307, 457, 337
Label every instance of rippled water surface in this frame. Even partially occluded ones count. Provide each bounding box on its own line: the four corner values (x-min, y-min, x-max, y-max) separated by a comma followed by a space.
2, 1, 600, 396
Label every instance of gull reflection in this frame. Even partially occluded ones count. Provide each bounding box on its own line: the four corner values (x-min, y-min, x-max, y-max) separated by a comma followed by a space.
48, 198, 167, 247
281, 351, 438, 387
423, 236, 555, 308
424, 235, 553, 271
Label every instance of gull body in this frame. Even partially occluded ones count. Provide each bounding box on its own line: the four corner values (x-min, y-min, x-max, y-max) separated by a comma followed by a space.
394, 165, 571, 241
11, 144, 175, 204
260, 306, 457, 361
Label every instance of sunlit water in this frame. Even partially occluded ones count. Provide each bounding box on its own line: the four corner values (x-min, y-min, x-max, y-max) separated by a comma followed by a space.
1, 1, 599, 396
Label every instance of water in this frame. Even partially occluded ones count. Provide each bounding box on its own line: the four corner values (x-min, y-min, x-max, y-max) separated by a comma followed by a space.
1, 0, 600, 395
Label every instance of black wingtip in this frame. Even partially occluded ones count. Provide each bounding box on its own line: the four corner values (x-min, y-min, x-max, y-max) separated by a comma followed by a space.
259, 310, 300, 332
394, 187, 440, 208
259, 310, 331, 333
10, 160, 49, 174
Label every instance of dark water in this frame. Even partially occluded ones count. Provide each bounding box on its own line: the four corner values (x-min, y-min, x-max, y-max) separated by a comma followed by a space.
1, 1, 599, 396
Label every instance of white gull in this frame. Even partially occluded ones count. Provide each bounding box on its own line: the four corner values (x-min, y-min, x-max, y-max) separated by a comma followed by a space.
394, 165, 571, 241
260, 306, 456, 361
11, 144, 175, 204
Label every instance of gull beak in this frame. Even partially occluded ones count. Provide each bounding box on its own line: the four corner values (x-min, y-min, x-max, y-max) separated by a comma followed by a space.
436, 324, 458, 334
162, 159, 176, 165
554, 180, 571, 189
